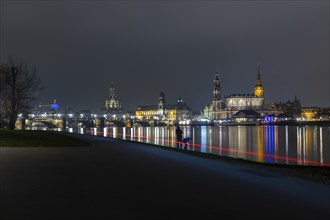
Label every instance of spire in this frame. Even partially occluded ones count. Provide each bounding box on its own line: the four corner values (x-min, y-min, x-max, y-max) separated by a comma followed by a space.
256, 63, 262, 86
109, 84, 116, 98
254, 63, 264, 98
213, 70, 221, 101
158, 91, 165, 110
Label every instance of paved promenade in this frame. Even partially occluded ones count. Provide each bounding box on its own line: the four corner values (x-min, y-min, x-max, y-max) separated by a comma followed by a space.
1, 134, 329, 219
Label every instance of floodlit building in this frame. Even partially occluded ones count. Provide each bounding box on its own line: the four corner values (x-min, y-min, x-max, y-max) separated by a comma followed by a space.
205, 66, 265, 120
105, 84, 123, 113
224, 67, 264, 111
135, 92, 192, 124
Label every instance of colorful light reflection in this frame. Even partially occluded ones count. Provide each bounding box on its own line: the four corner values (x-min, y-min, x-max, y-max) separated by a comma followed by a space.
84, 126, 329, 167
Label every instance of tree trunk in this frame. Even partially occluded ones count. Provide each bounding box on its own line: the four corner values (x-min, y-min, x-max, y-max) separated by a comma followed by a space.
9, 67, 17, 130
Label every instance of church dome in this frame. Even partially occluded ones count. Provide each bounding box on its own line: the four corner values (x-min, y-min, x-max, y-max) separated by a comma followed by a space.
50, 99, 59, 110
50, 103, 59, 110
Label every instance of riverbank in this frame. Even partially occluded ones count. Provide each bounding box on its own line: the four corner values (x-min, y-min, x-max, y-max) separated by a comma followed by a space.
1, 134, 329, 220
1, 129, 329, 185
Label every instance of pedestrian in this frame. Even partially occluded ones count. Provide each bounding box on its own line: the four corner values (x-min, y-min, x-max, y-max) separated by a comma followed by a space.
175, 126, 183, 149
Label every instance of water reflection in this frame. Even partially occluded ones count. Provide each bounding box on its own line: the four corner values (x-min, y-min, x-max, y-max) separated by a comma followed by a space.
265, 126, 275, 164
34, 125, 329, 166
200, 126, 207, 153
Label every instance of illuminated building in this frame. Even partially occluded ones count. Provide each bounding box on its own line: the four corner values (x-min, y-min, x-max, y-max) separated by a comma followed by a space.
264, 97, 301, 119
225, 94, 264, 111
231, 110, 260, 123
135, 92, 167, 120
174, 98, 192, 122
135, 92, 192, 124
301, 107, 319, 120
225, 66, 264, 111
105, 84, 123, 113
202, 104, 213, 119
207, 66, 265, 120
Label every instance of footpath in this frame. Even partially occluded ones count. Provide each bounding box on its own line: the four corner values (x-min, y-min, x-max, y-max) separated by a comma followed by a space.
1, 134, 329, 219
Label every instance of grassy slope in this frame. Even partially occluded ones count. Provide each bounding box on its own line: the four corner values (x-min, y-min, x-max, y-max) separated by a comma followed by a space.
0, 129, 91, 147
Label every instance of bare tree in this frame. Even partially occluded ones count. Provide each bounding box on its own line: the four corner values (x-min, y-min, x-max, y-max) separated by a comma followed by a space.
0, 64, 9, 128
0, 56, 41, 129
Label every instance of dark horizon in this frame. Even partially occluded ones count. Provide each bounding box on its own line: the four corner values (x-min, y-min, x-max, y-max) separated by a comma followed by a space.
1, 1, 329, 112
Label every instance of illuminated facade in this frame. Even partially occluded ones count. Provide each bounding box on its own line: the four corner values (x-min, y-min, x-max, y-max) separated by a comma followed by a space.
105, 84, 122, 113
225, 94, 263, 111
232, 110, 260, 123
206, 67, 265, 120
203, 104, 212, 119
301, 107, 319, 120
225, 67, 264, 111
264, 97, 301, 119
135, 92, 192, 124
136, 92, 167, 120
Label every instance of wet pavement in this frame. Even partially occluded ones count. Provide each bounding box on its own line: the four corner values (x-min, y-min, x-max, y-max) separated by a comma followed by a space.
1, 134, 329, 219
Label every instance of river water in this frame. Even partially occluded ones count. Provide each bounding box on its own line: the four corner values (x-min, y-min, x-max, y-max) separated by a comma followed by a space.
67, 125, 330, 166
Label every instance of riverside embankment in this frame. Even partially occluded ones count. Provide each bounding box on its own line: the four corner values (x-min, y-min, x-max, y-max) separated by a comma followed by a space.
1, 132, 329, 219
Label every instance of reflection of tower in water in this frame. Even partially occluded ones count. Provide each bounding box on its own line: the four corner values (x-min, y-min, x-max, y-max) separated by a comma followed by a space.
264, 126, 275, 163
200, 126, 207, 153
298, 126, 318, 165
207, 127, 213, 153
237, 126, 248, 160
285, 126, 289, 164
297, 127, 303, 164
320, 127, 323, 163
256, 126, 264, 163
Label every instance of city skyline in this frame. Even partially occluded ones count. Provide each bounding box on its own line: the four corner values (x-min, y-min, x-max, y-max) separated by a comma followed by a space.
1, 1, 329, 111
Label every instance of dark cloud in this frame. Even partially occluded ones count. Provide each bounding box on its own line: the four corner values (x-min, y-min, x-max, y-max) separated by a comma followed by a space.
1, 1, 329, 111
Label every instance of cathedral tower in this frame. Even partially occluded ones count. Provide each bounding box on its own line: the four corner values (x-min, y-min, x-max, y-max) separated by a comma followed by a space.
158, 91, 166, 111
212, 72, 222, 119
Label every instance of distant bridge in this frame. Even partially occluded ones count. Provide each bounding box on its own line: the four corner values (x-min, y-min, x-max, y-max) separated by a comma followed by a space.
15, 114, 134, 129
14, 112, 175, 129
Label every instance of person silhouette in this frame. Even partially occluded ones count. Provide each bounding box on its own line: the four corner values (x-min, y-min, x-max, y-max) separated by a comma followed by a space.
175, 126, 183, 149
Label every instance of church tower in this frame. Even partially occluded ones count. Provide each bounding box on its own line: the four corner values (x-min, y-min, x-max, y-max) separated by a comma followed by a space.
254, 65, 264, 98
212, 72, 222, 120
158, 91, 166, 112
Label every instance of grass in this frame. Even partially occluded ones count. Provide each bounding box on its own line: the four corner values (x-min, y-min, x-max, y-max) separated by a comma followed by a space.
0, 129, 91, 147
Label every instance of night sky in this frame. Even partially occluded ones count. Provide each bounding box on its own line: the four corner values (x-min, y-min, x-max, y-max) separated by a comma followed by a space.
1, 1, 329, 112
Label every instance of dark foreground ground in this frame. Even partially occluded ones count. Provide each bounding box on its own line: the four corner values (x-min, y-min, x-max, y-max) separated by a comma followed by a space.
0, 134, 329, 219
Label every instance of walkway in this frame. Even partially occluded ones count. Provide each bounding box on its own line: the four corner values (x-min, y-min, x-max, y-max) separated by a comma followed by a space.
1, 134, 329, 219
